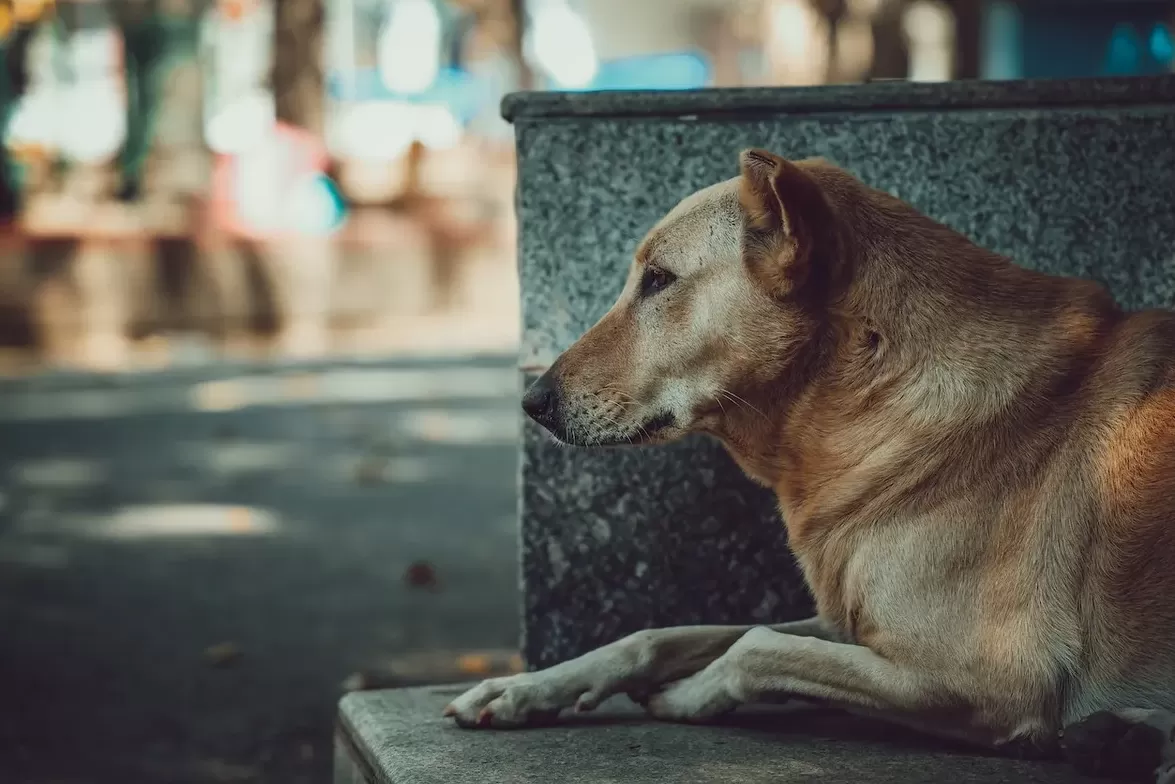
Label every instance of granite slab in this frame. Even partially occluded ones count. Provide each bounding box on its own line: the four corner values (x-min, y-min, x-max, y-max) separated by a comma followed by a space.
335, 685, 1101, 784
509, 75, 1175, 668
502, 75, 1175, 122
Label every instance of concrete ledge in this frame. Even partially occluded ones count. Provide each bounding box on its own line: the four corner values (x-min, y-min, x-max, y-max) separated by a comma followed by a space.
502, 74, 1175, 121
336, 685, 1097, 784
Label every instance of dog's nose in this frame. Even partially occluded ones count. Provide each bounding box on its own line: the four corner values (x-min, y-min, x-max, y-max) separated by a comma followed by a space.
522, 372, 559, 423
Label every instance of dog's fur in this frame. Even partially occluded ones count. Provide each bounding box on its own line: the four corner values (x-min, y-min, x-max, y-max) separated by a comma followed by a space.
445, 149, 1175, 781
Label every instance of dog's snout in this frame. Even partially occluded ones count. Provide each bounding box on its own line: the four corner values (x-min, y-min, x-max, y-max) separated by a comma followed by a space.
522, 372, 560, 424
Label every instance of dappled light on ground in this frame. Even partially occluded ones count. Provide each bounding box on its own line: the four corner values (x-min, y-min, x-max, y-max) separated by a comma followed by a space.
99, 503, 281, 539
180, 441, 301, 478
0, 364, 520, 423
12, 457, 108, 490
399, 408, 519, 445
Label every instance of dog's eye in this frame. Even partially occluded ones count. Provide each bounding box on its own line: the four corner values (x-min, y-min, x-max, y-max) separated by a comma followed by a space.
639, 267, 676, 298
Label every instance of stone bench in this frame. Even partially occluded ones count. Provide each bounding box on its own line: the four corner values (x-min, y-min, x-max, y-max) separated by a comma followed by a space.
336, 686, 1098, 783
336, 74, 1175, 783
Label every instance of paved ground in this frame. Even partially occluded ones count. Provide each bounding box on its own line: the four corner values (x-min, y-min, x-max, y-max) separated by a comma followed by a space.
0, 355, 521, 784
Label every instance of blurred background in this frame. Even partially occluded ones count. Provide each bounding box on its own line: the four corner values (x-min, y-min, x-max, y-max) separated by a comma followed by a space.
0, 1, 1170, 782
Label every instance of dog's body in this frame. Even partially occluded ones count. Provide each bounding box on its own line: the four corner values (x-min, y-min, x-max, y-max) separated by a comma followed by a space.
446, 150, 1175, 780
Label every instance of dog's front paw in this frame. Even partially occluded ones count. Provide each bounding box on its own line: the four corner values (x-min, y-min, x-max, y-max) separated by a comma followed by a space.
443, 674, 573, 729
645, 665, 741, 723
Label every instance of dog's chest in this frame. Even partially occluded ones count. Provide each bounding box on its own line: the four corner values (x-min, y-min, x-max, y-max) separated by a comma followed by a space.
799, 521, 978, 654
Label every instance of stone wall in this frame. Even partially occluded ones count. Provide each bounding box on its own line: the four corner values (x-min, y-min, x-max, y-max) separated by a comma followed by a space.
507, 76, 1175, 668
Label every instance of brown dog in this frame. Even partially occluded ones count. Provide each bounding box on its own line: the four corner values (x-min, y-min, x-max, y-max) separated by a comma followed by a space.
445, 149, 1175, 782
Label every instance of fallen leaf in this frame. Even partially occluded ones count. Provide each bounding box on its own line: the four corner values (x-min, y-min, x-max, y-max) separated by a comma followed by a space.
457, 654, 491, 675
403, 561, 438, 590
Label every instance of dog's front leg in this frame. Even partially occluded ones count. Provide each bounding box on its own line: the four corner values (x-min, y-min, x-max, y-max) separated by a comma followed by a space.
445, 626, 748, 728
445, 619, 838, 729
647, 626, 944, 729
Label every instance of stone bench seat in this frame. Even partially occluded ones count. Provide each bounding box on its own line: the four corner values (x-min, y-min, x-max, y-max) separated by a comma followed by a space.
335, 685, 1096, 784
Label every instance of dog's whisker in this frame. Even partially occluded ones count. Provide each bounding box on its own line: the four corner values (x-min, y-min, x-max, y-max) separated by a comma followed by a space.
587, 390, 636, 412
583, 397, 629, 435
719, 388, 767, 421
598, 385, 640, 406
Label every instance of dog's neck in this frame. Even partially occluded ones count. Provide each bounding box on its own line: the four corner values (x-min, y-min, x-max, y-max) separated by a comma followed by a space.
715, 176, 1122, 541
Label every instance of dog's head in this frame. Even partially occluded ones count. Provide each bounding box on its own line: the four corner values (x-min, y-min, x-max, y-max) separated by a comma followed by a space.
523, 148, 841, 447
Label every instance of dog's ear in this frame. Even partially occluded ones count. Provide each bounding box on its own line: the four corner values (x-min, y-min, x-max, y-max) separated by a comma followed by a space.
738, 148, 828, 298
739, 148, 795, 233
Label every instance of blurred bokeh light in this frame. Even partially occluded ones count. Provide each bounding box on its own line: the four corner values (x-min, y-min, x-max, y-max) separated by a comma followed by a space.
0, 0, 1167, 374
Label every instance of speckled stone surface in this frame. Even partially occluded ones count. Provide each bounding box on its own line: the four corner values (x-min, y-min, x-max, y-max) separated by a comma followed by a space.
336, 685, 1100, 784
512, 76, 1175, 668
520, 421, 805, 667
502, 74, 1175, 122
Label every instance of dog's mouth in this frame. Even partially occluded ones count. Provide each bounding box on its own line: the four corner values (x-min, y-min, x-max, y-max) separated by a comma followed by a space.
544, 410, 678, 448
620, 411, 677, 446
640, 412, 676, 437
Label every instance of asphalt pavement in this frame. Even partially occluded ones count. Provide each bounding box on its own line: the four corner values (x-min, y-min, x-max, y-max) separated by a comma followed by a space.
0, 355, 521, 784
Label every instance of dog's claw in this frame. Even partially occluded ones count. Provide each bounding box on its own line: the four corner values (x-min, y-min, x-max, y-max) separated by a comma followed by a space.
477, 708, 494, 727
442, 704, 456, 718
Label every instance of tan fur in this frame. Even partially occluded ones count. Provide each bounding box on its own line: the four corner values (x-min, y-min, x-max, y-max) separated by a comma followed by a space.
448, 149, 1175, 776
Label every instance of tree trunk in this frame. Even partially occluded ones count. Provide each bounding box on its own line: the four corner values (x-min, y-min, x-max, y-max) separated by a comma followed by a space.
869, 0, 909, 80
270, 0, 323, 133
267, 0, 331, 357
951, 0, 982, 79
508, 0, 533, 90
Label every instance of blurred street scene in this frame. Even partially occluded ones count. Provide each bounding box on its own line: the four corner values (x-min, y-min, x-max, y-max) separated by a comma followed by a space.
0, 0, 1173, 371
0, 0, 1171, 782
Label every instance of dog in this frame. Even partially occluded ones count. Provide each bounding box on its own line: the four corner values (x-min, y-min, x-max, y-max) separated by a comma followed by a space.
444, 148, 1175, 782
